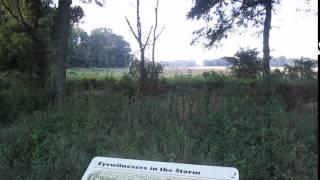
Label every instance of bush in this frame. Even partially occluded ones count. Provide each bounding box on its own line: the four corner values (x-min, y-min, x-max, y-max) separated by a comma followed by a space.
202, 71, 225, 89
128, 59, 163, 80
115, 73, 138, 97
283, 57, 317, 80
225, 48, 262, 78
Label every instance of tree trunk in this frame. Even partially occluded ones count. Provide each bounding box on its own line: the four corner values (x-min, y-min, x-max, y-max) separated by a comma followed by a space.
55, 0, 71, 103
263, 0, 272, 77
151, 0, 158, 95
262, 0, 272, 101
152, 0, 158, 66
136, 0, 146, 94
140, 47, 146, 94
263, 2, 274, 178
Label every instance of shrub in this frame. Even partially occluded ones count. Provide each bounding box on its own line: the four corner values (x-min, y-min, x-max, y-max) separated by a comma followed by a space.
202, 71, 225, 89
128, 58, 163, 80
225, 48, 262, 78
0, 87, 49, 123
115, 73, 138, 97
128, 58, 164, 94
283, 57, 317, 80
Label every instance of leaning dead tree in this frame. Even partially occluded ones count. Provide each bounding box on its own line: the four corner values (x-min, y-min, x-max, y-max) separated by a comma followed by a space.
125, 0, 153, 94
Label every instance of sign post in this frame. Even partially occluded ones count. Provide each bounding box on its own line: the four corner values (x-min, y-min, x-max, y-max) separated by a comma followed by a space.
82, 157, 239, 180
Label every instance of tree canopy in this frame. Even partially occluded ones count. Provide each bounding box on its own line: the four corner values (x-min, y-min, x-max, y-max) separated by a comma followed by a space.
187, 0, 277, 47
68, 27, 132, 68
225, 48, 262, 78
187, 0, 279, 76
0, 0, 87, 86
0, 0, 56, 86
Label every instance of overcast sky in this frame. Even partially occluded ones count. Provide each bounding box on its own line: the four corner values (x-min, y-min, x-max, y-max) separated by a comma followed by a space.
72, 0, 318, 64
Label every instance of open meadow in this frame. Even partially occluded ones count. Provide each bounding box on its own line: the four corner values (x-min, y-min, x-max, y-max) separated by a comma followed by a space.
67, 66, 227, 80
67, 66, 307, 80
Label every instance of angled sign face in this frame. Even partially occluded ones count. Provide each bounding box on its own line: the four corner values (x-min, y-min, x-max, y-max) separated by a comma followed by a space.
81, 157, 239, 180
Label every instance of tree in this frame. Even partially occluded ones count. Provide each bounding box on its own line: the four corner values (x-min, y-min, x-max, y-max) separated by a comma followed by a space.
111, 33, 132, 67
151, 0, 165, 94
284, 57, 317, 80
125, 0, 153, 94
187, 2, 281, 176
54, 0, 72, 102
88, 28, 114, 67
187, 0, 278, 77
54, 0, 104, 102
68, 27, 132, 68
89, 28, 131, 67
225, 48, 262, 78
68, 27, 90, 67
0, 0, 55, 87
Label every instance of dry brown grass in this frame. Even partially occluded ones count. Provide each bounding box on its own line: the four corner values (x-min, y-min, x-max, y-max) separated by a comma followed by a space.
163, 66, 227, 77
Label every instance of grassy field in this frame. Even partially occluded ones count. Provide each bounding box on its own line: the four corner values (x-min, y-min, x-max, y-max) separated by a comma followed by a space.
67, 66, 301, 80
67, 67, 227, 80
163, 66, 228, 77
67, 68, 129, 80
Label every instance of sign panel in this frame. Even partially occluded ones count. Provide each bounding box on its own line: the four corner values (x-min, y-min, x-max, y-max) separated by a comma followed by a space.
81, 157, 239, 180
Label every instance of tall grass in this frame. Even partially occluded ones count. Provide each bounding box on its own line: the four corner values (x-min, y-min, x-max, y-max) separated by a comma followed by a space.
0, 73, 318, 179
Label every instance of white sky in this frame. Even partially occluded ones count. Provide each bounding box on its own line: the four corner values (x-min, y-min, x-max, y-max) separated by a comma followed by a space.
72, 0, 318, 64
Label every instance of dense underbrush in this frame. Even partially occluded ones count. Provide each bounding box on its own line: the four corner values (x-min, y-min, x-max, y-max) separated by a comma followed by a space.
0, 72, 318, 179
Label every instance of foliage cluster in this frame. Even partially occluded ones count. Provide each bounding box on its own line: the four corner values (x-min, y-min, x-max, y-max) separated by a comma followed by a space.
283, 57, 318, 80
225, 48, 262, 78
0, 0, 90, 90
68, 27, 132, 68
224, 49, 318, 82
0, 0, 56, 87
128, 59, 163, 80
127, 58, 164, 94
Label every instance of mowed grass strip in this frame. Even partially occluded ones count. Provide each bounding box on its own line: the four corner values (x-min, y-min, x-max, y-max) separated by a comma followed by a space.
67, 67, 227, 79
67, 68, 129, 80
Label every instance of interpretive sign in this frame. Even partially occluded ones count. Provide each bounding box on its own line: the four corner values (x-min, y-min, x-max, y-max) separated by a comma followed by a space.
81, 157, 239, 180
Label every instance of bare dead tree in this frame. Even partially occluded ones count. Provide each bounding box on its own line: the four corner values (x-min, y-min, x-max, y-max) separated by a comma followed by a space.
151, 0, 165, 65
125, 0, 153, 94
151, 0, 165, 94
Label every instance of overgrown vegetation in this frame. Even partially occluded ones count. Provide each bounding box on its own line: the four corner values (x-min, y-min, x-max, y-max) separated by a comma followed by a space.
0, 69, 318, 179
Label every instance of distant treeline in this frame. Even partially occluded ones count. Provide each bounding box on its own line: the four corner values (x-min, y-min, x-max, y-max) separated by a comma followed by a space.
203, 56, 318, 67
203, 58, 231, 66
68, 27, 133, 68
157, 56, 318, 68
